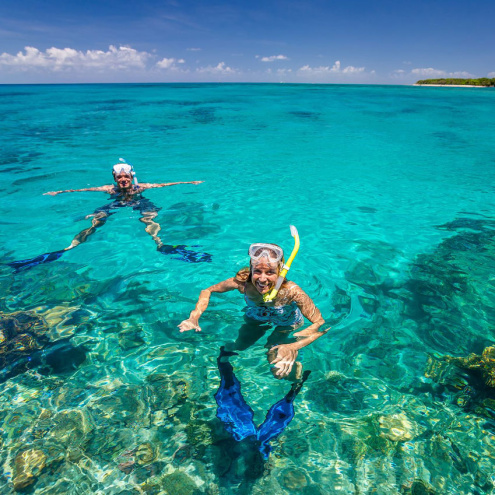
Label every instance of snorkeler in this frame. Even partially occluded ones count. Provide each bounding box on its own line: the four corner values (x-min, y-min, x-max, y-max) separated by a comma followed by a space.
8, 160, 212, 272
178, 226, 327, 379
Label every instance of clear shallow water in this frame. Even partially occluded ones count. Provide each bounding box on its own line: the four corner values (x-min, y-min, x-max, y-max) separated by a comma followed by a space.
1, 83, 495, 494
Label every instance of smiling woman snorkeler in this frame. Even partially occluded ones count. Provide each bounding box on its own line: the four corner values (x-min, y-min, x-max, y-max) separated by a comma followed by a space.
178, 227, 327, 379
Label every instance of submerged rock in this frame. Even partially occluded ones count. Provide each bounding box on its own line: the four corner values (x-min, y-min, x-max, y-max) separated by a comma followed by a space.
306, 375, 371, 415
117, 460, 135, 474
281, 468, 308, 490
90, 385, 149, 427
38, 338, 87, 375
13, 448, 47, 491
444, 347, 495, 388
135, 442, 156, 465
85, 427, 135, 463
146, 373, 188, 412
402, 478, 437, 494
0, 310, 86, 382
378, 412, 417, 442
0, 311, 49, 371
38, 305, 82, 338
424, 350, 495, 418
404, 217, 495, 353
47, 409, 94, 448
0, 311, 47, 338
118, 328, 145, 350
161, 470, 198, 495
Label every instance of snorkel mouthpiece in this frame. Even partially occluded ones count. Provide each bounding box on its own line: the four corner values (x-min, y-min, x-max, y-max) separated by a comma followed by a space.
262, 225, 300, 302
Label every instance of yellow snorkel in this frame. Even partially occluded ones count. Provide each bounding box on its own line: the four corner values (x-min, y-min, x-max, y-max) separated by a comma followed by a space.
263, 225, 300, 302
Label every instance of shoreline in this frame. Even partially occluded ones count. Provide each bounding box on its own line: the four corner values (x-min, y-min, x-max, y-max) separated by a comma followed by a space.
413, 83, 491, 88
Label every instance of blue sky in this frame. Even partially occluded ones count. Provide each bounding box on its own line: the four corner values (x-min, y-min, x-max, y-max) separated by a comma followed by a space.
1, 0, 494, 84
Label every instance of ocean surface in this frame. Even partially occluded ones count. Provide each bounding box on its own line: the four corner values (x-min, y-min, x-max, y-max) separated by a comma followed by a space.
1, 83, 495, 494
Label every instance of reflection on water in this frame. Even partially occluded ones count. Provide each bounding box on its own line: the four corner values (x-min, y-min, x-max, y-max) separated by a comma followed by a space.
1, 214, 495, 493
1, 83, 495, 494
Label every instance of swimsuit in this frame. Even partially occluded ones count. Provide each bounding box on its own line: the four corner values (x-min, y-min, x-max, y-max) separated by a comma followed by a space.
243, 295, 304, 327
93, 186, 161, 217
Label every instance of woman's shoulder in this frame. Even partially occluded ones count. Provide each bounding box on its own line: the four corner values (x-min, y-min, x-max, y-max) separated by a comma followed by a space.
278, 281, 307, 302
206, 276, 243, 293
281, 280, 300, 292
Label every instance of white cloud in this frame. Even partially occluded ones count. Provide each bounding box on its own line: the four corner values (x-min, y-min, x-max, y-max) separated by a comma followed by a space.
411, 68, 446, 77
260, 55, 289, 62
187, 48, 201, 52
298, 60, 365, 75
0, 45, 150, 71
196, 62, 237, 75
156, 57, 185, 69
411, 67, 475, 78
487, 72, 495, 77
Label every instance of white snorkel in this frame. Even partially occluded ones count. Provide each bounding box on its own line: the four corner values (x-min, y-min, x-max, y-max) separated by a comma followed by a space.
113, 157, 138, 186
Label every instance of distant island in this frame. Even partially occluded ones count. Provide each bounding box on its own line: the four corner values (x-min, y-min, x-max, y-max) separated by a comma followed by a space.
415, 78, 495, 87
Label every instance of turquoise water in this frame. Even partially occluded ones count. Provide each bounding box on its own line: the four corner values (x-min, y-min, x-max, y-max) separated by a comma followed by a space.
1, 83, 495, 494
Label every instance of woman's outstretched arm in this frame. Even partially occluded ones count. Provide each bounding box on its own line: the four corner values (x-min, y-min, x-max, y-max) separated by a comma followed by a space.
138, 181, 204, 190
44, 185, 113, 195
178, 277, 241, 332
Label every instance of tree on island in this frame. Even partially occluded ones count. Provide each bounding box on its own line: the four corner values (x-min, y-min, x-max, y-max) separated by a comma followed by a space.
416, 78, 495, 87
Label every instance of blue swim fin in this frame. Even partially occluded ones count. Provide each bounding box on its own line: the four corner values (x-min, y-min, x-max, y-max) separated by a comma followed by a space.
8, 249, 66, 273
214, 346, 311, 459
157, 244, 212, 263
256, 370, 311, 459
214, 347, 257, 441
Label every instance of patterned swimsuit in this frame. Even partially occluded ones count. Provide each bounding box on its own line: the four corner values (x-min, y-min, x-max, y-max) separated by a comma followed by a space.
93, 186, 161, 216
243, 295, 304, 327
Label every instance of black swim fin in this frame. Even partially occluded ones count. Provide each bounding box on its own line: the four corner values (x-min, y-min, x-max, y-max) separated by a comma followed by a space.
8, 249, 66, 273
157, 244, 212, 263
286, 369, 312, 402
218, 346, 239, 360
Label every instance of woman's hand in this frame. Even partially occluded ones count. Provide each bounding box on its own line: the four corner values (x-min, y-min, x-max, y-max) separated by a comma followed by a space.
178, 319, 201, 333
268, 344, 299, 378
44, 191, 60, 196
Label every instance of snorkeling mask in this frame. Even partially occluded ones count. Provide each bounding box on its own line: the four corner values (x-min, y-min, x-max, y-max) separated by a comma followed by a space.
248, 243, 284, 264
112, 158, 138, 185
249, 226, 300, 303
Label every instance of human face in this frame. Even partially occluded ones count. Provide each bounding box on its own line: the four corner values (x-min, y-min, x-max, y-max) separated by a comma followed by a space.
114, 172, 133, 190
251, 261, 279, 295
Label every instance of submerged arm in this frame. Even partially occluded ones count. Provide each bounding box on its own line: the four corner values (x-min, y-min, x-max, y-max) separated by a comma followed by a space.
138, 181, 204, 190
270, 286, 327, 376
44, 185, 113, 196
291, 289, 326, 343
178, 277, 240, 333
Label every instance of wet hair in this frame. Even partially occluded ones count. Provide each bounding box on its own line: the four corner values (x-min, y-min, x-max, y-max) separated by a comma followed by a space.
235, 267, 251, 283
